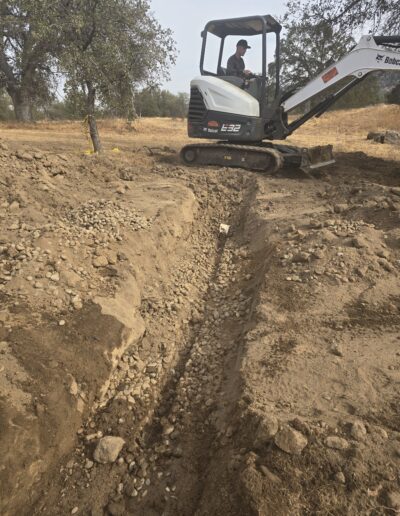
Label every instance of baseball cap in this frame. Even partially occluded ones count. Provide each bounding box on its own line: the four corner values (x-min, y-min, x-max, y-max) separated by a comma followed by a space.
237, 39, 251, 49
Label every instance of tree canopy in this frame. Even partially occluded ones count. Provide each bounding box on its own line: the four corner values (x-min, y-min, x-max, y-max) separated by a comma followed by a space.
292, 0, 400, 34
0, 1, 63, 120
278, 0, 385, 110
0, 0, 176, 122
280, 1, 355, 90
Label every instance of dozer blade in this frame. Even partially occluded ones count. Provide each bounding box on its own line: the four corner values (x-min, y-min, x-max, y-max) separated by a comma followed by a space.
299, 144, 335, 171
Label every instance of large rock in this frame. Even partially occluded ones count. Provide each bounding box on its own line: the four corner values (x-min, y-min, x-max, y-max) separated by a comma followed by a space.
93, 436, 125, 463
274, 425, 308, 455
367, 130, 400, 145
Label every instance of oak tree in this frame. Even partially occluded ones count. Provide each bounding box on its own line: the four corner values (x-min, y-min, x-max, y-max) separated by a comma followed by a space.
61, 0, 176, 151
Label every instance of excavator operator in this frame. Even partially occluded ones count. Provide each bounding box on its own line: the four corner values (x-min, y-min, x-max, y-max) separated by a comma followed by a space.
226, 39, 252, 78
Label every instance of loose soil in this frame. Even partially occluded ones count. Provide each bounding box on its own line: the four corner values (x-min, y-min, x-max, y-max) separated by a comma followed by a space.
1, 108, 400, 515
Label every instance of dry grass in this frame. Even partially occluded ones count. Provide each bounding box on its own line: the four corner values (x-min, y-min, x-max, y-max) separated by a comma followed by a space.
0, 104, 399, 160
287, 103, 400, 161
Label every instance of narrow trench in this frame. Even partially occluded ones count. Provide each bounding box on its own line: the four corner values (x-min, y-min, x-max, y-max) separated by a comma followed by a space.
129, 177, 270, 516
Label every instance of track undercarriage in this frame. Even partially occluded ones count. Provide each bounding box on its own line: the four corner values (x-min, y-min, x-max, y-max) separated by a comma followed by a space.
181, 142, 335, 174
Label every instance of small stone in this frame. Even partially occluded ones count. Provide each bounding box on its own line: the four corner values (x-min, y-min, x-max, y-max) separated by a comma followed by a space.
93, 436, 125, 464
71, 296, 83, 310
106, 501, 126, 516
292, 252, 311, 263
375, 427, 388, 440
59, 320, 66, 326
352, 236, 367, 249
50, 272, 60, 282
274, 425, 307, 455
259, 465, 282, 484
390, 187, 400, 197
71, 508, 79, 515
62, 270, 82, 288
331, 343, 343, 357
350, 420, 367, 441
163, 425, 175, 436
92, 255, 108, 268
9, 201, 20, 210
116, 185, 126, 195
254, 414, 279, 446
385, 491, 400, 511
334, 204, 348, 213
125, 479, 138, 498
325, 436, 349, 450
16, 151, 34, 161
69, 378, 79, 396
334, 471, 346, 484
377, 249, 390, 259
146, 363, 158, 374
106, 251, 118, 265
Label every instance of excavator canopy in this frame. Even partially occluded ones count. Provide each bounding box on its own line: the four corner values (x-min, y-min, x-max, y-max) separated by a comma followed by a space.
203, 15, 282, 38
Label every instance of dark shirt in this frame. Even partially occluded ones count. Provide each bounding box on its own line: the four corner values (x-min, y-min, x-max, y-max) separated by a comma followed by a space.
226, 54, 245, 77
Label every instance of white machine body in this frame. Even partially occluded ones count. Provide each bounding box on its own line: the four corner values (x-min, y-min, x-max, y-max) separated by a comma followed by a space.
191, 76, 260, 117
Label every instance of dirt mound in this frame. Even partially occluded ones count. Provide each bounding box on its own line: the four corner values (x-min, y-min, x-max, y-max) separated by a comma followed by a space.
0, 141, 198, 515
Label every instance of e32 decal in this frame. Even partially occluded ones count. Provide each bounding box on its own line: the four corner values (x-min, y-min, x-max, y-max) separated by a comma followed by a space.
221, 123, 241, 133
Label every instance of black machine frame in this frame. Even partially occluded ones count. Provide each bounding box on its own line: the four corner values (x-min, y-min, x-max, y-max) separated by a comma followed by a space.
199, 15, 282, 115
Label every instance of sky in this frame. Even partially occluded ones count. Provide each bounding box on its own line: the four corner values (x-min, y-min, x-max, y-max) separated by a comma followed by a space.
150, 0, 287, 94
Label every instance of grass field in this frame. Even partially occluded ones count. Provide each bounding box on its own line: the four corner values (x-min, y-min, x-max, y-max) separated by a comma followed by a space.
1, 103, 400, 160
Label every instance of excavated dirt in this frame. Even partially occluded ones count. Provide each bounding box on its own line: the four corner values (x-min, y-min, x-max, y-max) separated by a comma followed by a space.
1, 131, 400, 515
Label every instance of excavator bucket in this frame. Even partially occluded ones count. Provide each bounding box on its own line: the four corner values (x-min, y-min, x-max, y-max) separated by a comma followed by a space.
299, 145, 335, 171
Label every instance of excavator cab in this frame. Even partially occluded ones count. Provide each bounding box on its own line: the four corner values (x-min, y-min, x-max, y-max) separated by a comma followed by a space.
199, 15, 282, 107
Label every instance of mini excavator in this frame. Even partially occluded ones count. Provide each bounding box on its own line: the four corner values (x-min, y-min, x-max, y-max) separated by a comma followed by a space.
181, 15, 400, 173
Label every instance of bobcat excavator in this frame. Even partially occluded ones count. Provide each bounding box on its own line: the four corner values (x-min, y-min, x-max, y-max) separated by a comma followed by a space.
181, 15, 400, 173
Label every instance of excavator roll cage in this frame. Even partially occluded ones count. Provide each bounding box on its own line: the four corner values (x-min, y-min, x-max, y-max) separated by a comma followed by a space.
200, 15, 282, 112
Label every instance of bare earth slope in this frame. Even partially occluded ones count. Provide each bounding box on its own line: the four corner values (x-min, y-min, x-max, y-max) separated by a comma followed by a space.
0, 108, 400, 515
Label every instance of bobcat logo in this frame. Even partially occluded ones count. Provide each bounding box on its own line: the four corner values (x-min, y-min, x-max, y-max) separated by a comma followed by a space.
376, 54, 384, 62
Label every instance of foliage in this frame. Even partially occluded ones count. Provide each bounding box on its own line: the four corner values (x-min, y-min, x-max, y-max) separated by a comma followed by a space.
387, 84, 400, 104
0, 1, 176, 122
0, 1, 64, 119
280, 1, 354, 91
333, 75, 383, 109
294, 0, 400, 33
60, 0, 177, 119
134, 89, 189, 118
276, 0, 384, 110
0, 90, 14, 120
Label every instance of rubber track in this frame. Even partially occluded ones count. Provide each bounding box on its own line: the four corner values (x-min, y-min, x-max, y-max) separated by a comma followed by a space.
181, 143, 284, 174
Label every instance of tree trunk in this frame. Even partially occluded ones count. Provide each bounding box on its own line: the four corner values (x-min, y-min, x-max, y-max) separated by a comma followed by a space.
7, 88, 33, 122
86, 81, 102, 153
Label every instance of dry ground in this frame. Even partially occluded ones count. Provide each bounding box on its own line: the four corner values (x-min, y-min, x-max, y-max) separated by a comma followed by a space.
1, 105, 400, 516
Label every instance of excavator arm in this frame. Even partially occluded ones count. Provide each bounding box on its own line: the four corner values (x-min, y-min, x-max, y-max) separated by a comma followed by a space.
278, 35, 400, 136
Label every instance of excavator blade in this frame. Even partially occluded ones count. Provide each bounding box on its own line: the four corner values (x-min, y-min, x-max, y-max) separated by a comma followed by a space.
299, 145, 335, 171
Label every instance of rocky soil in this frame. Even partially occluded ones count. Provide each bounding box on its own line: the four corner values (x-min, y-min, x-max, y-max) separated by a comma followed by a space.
1, 134, 400, 515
